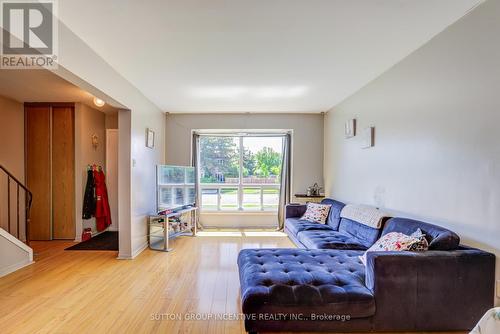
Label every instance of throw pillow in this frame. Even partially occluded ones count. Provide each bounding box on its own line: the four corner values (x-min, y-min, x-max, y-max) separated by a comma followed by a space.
301, 202, 332, 224
409, 228, 429, 251
359, 232, 421, 265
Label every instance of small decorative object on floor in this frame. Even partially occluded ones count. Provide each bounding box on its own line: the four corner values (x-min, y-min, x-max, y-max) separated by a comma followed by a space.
82, 228, 92, 241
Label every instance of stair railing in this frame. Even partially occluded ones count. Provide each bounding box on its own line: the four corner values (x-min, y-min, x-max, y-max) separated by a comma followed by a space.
0, 164, 33, 246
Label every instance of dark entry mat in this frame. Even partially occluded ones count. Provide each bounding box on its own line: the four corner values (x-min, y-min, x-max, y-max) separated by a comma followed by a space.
65, 231, 118, 251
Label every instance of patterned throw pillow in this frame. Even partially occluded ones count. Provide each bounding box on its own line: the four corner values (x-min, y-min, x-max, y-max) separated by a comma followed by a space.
359, 232, 421, 265
409, 228, 429, 251
301, 202, 332, 224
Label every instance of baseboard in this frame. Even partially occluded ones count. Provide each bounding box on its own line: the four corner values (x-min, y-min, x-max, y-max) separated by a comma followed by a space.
117, 241, 148, 260
0, 260, 34, 278
131, 241, 148, 259
116, 253, 132, 260
201, 225, 278, 229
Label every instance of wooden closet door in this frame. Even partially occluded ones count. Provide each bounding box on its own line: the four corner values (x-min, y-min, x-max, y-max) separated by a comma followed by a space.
52, 106, 75, 239
26, 106, 51, 240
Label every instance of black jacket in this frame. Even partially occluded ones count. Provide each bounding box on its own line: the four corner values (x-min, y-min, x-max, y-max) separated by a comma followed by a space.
82, 169, 96, 219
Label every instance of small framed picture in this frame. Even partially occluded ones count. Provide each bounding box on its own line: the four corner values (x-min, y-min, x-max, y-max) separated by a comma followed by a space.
345, 119, 356, 138
361, 127, 375, 149
146, 128, 155, 148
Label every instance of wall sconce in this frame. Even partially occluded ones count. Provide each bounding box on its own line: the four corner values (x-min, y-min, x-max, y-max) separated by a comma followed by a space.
92, 134, 99, 150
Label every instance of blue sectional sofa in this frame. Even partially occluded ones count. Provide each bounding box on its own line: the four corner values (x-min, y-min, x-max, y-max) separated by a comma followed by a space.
237, 198, 496, 333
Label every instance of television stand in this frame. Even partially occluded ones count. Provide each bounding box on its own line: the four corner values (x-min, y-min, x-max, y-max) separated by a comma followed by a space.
148, 206, 198, 252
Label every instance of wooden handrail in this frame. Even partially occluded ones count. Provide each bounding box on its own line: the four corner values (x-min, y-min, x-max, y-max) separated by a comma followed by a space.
0, 164, 33, 245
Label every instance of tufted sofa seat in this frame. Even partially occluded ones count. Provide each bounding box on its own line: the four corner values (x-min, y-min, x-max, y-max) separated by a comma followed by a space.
297, 230, 369, 250
285, 218, 334, 237
284, 199, 346, 242
238, 248, 375, 318
285, 199, 387, 250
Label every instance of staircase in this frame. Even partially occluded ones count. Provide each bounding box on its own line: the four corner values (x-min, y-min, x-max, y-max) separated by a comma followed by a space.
0, 164, 34, 277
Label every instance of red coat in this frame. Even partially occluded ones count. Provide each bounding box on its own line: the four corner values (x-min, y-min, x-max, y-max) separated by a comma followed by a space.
93, 169, 112, 232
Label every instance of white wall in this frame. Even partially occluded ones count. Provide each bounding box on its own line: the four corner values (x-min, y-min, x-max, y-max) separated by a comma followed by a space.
324, 0, 500, 305
0, 95, 25, 239
165, 113, 324, 227
0, 228, 32, 277
105, 113, 118, 129
54, 20, 165, 258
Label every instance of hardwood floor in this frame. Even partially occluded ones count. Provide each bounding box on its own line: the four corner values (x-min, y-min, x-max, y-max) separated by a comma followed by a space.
0, 231, 465, 334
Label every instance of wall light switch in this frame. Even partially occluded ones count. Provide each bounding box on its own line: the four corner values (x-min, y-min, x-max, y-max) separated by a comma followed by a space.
132, 159, 137, 168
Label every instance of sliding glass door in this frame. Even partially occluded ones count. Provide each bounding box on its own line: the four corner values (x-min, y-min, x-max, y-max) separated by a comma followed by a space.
199, 135, 283, 213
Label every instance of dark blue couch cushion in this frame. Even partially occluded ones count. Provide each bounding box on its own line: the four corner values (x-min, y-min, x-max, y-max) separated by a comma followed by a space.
320, 198, 346, 230
297, 230, 369, 250
285, 204, 307, 219
238, 248, 375, 318
338, 218, 382, 248
285, 218, 334, 236
381, 217, 460, 250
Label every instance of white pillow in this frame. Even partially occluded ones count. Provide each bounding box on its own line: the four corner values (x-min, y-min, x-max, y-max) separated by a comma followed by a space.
359, 232, 421, 265
301, 202, 332, 224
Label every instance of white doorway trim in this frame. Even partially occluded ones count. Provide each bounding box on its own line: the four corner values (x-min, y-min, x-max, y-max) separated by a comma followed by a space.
106, 129, 119, 231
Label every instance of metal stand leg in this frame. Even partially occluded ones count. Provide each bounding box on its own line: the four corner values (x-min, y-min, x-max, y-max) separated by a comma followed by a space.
164, 219, 172, 252
192, 210, 197, 236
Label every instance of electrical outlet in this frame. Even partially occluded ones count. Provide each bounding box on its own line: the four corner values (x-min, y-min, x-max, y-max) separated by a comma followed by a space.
497, 280, 500, 298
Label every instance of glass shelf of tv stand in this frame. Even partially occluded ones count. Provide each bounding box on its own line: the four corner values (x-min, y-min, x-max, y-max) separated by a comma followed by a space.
148, 206, 198, 252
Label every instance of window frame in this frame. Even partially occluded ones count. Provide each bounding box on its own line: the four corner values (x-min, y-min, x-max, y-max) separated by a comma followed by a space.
199, 134, 283, 213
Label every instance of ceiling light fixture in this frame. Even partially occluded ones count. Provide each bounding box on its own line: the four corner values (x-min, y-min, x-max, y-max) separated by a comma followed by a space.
93, 97, 105, 107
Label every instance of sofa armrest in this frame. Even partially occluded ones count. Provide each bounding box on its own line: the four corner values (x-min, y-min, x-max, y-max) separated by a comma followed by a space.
365, 249, 495, 331
285, 204, 307, 219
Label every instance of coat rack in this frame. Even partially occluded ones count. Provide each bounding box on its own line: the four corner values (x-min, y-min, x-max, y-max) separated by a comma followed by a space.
87, 164, 103, 172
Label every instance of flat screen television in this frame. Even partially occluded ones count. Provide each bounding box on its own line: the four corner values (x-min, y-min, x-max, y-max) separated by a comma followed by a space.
157, 165, 196, 212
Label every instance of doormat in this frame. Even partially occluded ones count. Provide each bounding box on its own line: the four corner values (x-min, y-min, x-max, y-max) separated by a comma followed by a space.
65, 231, 118, 251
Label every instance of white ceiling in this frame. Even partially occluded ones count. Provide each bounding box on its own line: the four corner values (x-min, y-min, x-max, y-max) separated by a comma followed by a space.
58, 0, 482, 113
0, 69, 118, 113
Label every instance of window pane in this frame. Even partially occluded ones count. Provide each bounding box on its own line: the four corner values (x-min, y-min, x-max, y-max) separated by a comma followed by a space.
174, 187, 184, 206
160, 187, 172, 208
263, 188, 279, 211
242, 137, 283, 184
185, 167, 195, 184
220, 188, 238, 211
200, 136, 239, 184
242, 187, 261, 211
201, 188, 218, 210
186, 186, 196, 205
159, 166, 185, 184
